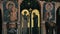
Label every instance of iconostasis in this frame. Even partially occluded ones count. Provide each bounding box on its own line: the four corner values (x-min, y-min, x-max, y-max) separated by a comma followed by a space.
0, 0, 60, 34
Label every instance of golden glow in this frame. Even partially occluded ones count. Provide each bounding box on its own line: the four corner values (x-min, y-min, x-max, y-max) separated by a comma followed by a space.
21, 9, 40, 28
21, 9, 30, 28
21, 9, 29, 16
32, 9, 40, 27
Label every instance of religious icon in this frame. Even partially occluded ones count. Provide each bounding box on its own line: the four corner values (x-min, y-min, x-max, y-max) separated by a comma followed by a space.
33, 13, 38, 28
3, 1, 18, 34
21, 9, 29, 34
43, 2, 55, 22
3, 1, 18, 22
32, 9, 40, 28
43, 2, 55, 34
32, 13, 38, 34
6, 1, 17, 22
31, 9, 40, 34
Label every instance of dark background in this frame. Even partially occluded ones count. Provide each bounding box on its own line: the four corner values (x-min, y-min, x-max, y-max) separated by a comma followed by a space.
0, 9, 2, 34
0, 0, 60, 34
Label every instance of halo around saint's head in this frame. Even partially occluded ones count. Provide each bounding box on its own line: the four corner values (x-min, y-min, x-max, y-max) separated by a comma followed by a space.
21, 9, 29, 15
45, 3, 53, 11
6, 1, 15, 9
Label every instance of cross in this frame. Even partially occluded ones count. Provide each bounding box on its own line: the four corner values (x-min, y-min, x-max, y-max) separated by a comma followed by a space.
29, 8, 32, 13
29, 8, 32, 11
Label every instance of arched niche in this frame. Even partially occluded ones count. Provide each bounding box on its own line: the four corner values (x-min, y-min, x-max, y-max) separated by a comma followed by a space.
31, 9, 40, 28
20, 0, 41, 34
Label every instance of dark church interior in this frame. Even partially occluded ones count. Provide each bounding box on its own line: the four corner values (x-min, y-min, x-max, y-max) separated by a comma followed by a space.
0, 0, 60, 34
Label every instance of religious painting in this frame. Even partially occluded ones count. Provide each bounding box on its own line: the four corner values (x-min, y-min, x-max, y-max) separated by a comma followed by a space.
43, 2, 55, 22
2, 1, 18, 34
43, 2, 56, 34
20, 9, 30, 34
3, 1, 18, 23
31, 9, 40, 34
